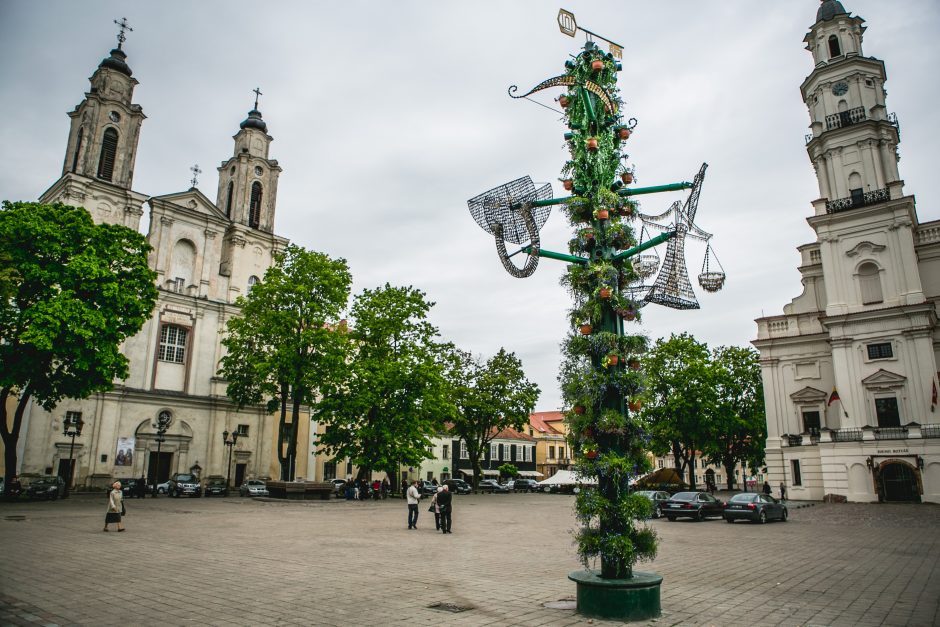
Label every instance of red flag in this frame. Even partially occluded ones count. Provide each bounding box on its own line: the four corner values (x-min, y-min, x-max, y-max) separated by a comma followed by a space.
827, 388, 840, 407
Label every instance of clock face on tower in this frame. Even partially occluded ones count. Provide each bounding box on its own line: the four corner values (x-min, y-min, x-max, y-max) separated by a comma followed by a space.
254, 166, 263, 176
832, 81, 849, 96
109, 110, 121, 122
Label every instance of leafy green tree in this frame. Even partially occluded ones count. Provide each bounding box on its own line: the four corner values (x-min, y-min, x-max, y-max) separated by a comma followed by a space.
702, 346, 766, 490
641, 333, 716, 489
446, 347, 540, 491
220, 245, 351, 481
498, 463, 519, 480
314, 284, 449, 483
0, 201, 157, 491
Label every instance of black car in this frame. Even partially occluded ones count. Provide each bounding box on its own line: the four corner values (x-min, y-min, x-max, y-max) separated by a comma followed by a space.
723, 493, 788, 524
443, 479, 471, 495
419, 480, 439, 497
120, 478, 147, 498
513, 478, 539, 493
663, 491, 725, 521
169, 473, 202, 498
203, 476, 228, 497
633, 490, 671, 519
26, 475, 66, 500
479, 479, 509, 493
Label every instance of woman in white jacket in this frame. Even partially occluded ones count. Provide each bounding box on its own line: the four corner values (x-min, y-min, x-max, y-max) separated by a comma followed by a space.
104, 481, 125, 532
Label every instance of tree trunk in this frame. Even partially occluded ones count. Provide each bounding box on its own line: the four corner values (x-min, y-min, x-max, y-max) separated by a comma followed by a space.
1, 387, 30, 495
277, 383, 289, 480
723, 457, 736, 491
469, 450, 482, 491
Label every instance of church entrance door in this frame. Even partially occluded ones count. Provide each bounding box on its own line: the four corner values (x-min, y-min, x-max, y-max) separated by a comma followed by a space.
880, 462, 918, 502
234, 463, 246, 488
148, 451, 173, 486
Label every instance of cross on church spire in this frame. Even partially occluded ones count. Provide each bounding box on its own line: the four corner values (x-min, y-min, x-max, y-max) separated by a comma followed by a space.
113, 17, 133, 50
190, 164, 202, 188
253, 87, 263, 111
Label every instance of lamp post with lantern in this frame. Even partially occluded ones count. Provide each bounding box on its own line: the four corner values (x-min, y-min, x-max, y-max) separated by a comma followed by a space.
222, 430, 240, 490
62, 413, 85, 498
152, 410, 171, 496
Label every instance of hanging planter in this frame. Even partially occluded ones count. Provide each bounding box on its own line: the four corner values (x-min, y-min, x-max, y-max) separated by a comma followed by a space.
581, 228, 595, 241
563, 179, 574, 191
573, 405, 586, 415
595, 209, 609, 220
628, 359, 641, 371
559, 95, 570, 108
618, 127, 632, 140
606, 354, 620, 367
628, 399, 643, 412
599, 287, 612, 299
591, 60, 604, 72
586, 137, 599, 151
621, 307, 637, 321
585, 450, 599, 460
621, 172, 634, 184
579, 323, 593, 336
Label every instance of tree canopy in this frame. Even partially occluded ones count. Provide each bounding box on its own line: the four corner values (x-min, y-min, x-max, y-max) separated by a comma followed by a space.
0, 201, 157, 488
220, 244, 351, 480
314, 284, 449, 482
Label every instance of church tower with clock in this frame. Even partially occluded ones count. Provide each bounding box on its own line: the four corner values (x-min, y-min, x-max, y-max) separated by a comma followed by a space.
754, 1, 940, 504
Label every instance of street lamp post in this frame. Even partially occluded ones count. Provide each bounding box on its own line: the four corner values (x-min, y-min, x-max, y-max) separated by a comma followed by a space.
62, 413, 85, 498
222, 430, 239, 490
152, 411, 171, 497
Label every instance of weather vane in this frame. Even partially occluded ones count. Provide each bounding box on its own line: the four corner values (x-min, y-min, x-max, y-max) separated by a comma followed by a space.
252, 87, 263, 110
190, 164, 201, 189
113, 17, 133, 50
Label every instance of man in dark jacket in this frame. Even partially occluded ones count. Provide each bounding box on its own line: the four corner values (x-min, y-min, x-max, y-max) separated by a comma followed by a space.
437, 484, 453, 534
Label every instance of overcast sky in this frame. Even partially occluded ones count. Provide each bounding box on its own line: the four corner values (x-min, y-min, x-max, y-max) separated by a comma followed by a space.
1, 1, 938, 412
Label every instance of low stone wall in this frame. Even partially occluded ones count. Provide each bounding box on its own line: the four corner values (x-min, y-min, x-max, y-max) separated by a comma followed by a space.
265, 481, 333, 500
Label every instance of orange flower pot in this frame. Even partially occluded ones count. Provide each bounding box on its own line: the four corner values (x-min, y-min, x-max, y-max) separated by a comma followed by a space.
607, 354, 619, 366
618, 128, 632, 140
582, 229, 594, 240
599, 288, 612, 299
559, 95, 570, 108
629, 399, 643, 412
573, 405, 585, 415
586, 450, 599, 460
628, 359, 641, 371
579, 324, 592, 336
596, 209, 609, 220
586, 137, 598, 151
591, 60, 604, 72
621, 172, 633, 184
563, 179, 573, 191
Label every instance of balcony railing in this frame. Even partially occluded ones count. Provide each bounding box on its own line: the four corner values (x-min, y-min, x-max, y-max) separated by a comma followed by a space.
826, 188, 889, 214
874, 426, 908, 440
786, 435, 803, 447
922, 424, 940, 438
826, 106, 866, 131
832, 428, 863, 442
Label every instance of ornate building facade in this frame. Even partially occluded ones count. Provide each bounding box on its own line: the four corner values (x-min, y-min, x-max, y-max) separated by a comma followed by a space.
753, 1, 940, 504
14, 38, 308, 489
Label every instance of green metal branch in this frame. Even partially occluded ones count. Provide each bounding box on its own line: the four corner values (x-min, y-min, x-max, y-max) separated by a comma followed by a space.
612, 230, 676, 261
521, 246, 588, 265
619, 182, 692, 197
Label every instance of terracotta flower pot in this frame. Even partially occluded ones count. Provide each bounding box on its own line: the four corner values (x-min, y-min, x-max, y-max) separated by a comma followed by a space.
559, 95, 570, 108
628, 359, 641, 371
629, 399, 643, 412
596, 209, 609, 220
618, 127, 632, 140
586, 137, 598, 151
586, 450, 599, 460
621, 172, 634, 184
607, 354, 619, 366
591, 60, 604, 71
582, 229, 594, 240
599, 288, 612, 299
573, 405, 585, 415
579, 324, 592, 336
563, 179, 573, 191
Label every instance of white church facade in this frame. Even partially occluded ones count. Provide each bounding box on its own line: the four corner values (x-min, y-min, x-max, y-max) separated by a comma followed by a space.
754, 1, 940, 504
13, 37, 309, 489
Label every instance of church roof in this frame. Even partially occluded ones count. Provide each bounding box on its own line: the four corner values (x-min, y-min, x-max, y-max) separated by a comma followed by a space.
98, 48, 132, 77
240, 109, 268, 133
817, 0, 849, 23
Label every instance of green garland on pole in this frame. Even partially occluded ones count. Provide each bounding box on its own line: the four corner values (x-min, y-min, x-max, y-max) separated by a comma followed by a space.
557, 41, 657, 579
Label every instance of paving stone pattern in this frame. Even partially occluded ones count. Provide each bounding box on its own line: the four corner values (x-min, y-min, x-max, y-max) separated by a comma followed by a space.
0, 494, 938, 626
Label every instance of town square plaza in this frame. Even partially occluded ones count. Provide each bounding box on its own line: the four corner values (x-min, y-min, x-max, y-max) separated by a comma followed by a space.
0, 493, 938, 626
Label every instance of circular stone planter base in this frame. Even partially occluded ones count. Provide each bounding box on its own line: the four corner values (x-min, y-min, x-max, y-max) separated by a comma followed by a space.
568, 569, 662, 621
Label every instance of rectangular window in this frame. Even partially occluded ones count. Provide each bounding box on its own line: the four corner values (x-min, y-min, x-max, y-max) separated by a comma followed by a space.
460, 442, 468, 459
549, 446, 555, 459
236, 424, 249, 437
802, 411, 821, 435
345, 460, 352, 476
559, 446, 565, 459
875, 397, 901, 428
427, 471, 433, 481
791, 460, 802, 486
867, 343, 893, 360
657, 459, 664, 469
442, 445, 449, 460
490, 442, 499, 461
323, 462, 336, 481
158, 325, 188, 363
172, 277, 185, 293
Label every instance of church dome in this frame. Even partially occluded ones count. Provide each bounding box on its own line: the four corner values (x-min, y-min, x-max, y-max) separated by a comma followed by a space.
240, 109, 268, 133
98, 48, 132, 77
817, 0, 849, 22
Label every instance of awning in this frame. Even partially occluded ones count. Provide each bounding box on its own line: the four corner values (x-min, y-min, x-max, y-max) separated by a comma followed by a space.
482, 469, 500, 477
517, 471, 544, 477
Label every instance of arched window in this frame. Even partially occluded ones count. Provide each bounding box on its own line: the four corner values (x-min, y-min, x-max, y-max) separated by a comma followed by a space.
248, 275, 259, 292
225, 181, 234, 218
170, 239, 196, 292
249, 181, 262, 228
97, 128, 119, 181
828, 35, 841, 58
72, 127, 84, 172
858, 262, 883, 305
848, 172, 863, 206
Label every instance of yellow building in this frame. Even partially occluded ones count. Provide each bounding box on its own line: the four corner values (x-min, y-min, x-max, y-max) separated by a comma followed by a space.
528, 411, 571, 480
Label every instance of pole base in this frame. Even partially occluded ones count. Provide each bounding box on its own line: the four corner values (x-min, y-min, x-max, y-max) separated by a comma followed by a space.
568, 569, 662, 621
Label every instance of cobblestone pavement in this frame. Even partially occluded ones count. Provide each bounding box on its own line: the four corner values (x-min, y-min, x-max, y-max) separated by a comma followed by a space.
0, 494, 938, 626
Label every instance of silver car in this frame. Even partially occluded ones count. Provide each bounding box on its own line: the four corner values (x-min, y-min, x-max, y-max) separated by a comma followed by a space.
239, 479, 269, 497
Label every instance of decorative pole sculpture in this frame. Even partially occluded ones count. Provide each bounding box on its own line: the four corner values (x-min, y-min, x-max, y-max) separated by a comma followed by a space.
467, 9, 723, 621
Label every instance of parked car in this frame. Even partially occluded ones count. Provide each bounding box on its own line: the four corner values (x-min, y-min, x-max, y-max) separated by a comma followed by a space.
479, 479, 509, 493
239, 479, 269, 497
153, 480, 171, 494
329, 478, 347, 497
25, 475, 66, 500
443, 479, 471, 495
513, 478, 539, 493
120, 478, 146, 498
203, 476, 228, 497
663, 491, 725, 521
418, 480, 439, 497
169, 473, 202, 498
502, 480, 515, 491
634, 490, 671, 519
723, 493, 788, 524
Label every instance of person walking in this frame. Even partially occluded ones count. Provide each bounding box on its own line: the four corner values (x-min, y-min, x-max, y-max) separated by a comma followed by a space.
437, 484, 453, 534
762, 481, 772, 496
104, 481, 125, 532
429, 487, 442, 530
406, 480, 421, 529
779, 482, 787, 501
400, 477, 408, 499
137, 475, 147, 499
